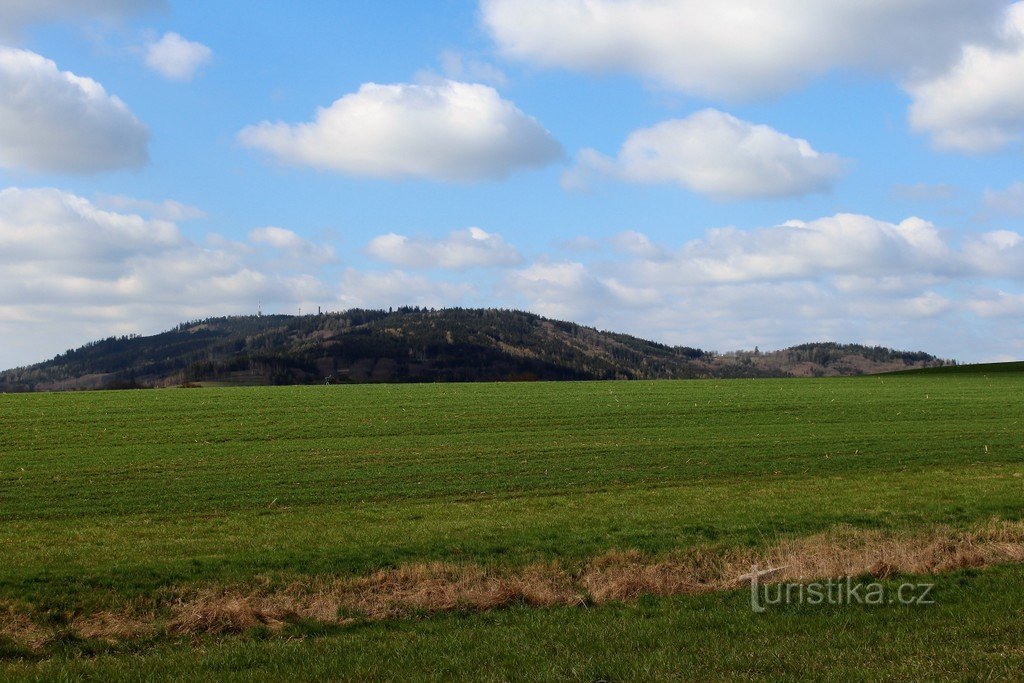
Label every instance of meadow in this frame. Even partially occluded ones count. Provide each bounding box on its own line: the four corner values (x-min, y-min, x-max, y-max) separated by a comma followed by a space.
1, 370, 1023, 679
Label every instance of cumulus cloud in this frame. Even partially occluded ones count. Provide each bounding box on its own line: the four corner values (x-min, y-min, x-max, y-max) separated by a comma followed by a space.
481, 0, 1006, 100
144, 32, 213, 81
0, 0, 163, 41
249, 226, 336, 264
238, 80, 562, 181
908, 3, 1024, 152
0, 47, 148, 174
563, 109, 846, 200
366, 227, 522, 269
0, 188, 329, 368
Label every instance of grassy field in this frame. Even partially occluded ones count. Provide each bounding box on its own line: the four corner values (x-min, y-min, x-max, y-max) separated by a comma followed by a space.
2, 370, 1023, 678
2, 565, 1023, 681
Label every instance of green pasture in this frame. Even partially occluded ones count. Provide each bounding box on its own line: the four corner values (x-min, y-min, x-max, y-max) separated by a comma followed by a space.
1, 370, 1022, 676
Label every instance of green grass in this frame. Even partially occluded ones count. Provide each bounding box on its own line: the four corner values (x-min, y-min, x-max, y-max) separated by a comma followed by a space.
2, 373, 1023, 676
4, 566, 1024, 681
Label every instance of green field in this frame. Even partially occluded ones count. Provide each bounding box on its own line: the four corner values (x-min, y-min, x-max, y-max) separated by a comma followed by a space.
2, 371, 1023, 679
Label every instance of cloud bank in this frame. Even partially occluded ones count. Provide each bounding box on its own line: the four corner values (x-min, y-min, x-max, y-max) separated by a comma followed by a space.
0, 188, 327, 367
481, 0, 1006, 100
3, 193, 1023, 368
501, 214, 1024, 360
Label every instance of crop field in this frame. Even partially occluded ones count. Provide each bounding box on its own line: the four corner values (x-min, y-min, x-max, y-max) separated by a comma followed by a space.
1, 371, 1023, 679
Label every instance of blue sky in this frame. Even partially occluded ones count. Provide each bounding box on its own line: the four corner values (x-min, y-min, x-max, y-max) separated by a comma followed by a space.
2, 0, 1024, 368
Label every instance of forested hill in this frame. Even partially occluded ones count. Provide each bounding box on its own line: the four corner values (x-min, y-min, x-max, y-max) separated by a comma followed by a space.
0, 308, 950, 391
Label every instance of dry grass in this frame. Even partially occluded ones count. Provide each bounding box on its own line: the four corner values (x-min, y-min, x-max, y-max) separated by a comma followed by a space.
5, 520, 1024, 649
71, 611, 155, 643
0, 605, 50, 651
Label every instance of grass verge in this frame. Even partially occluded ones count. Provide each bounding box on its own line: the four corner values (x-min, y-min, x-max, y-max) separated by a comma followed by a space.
2, 520, 1022, 651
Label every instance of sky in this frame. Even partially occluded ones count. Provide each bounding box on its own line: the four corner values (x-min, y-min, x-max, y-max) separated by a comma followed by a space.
2, 0, 1024, 369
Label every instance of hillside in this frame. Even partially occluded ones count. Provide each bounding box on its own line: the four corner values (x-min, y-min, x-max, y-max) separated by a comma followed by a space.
890, 361, 1024, 375
0, 307, 950, 391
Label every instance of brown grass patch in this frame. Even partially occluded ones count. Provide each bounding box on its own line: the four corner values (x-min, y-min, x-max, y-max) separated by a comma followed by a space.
71, 611, 155, 642
0, 605, 51, 651
5, 520, 1024, 649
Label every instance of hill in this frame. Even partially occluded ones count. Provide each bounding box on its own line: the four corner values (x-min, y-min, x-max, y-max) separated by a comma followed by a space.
0, 307, 951, 391
889, 360, 1024, 375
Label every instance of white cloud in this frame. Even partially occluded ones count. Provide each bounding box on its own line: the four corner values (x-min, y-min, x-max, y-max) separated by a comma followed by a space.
0, 0, 163, 41
830, 274, 945, 296
366, 227, 522, 269
0, 188, 180, 279
144, 32, 213, 81
503, 261, 619, 321
438, 50, 507, 86
501, 214, 1024, 360
908, 3, 1024, 152
0, 47, 149, 174
847, 291, 953, 319
337, 269, 476, 309
968, 290, 1024, 318
0, 188, 328, 368
481, 0, 1006, 100
609, 230, 666, 259
633, 213, 1023, 295
961, 230, 1024, 278
238, 80, 562, 181
983, 181, 1024, 216
503, 259, 666, 319
249, 226, 335, 264
610, 214, 956, 286
4, 191, 1024, 368
563, 109, 846, 200
95, 194, 206, 222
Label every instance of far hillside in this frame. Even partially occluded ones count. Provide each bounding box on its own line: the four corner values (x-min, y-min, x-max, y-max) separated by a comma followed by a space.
890, 361, 1024, 375
0, 307, 952, 391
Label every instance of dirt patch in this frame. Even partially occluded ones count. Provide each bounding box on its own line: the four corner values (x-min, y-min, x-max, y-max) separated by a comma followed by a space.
5, 520, 1024, 649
